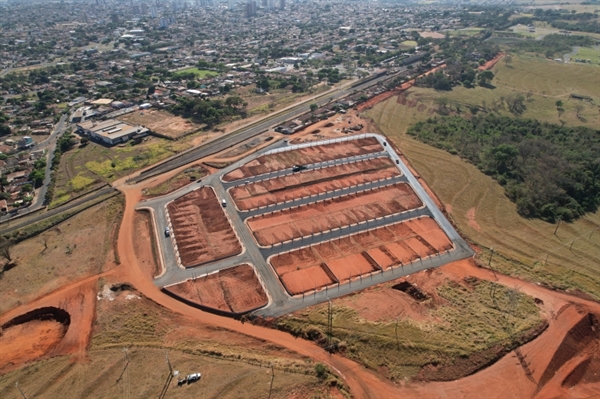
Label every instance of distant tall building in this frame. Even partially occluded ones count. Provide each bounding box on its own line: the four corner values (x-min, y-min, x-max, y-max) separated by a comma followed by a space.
246, 0, 256, 17
80, 11, 90, 23
132, 5, 140, 14
261, 0, 267, 7
141, 3, 148, 14
268, 0, 275, 9
228, 0, 235, 8
150, 6, 158, 18
160, 17, 170, 28
111, 13, 119, 24
279, 0, 284, 10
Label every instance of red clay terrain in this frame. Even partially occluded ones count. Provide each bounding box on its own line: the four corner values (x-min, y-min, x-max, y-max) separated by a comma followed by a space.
3, 139, 600, 399
0, 275, 100, 374
223, 137, 383, 182
270, 216, 453, 295
0, 308, 69, 373
229, 157, 400, 211
247, 183, 422, 246
167, 187, 241, 267
163, 264, 268, 314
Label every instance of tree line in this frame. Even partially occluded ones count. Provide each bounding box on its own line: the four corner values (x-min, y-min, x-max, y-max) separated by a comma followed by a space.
407, 115, 600, 222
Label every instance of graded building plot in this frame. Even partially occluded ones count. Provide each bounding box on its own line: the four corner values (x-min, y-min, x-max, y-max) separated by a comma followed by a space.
167, 187, 241, 267
162, 265, 268, 314
229, 157, 401, 211
246, 183, 422, 246
269, 217, 452, 295
269, 247, 337, 296
223, 137, 383, 182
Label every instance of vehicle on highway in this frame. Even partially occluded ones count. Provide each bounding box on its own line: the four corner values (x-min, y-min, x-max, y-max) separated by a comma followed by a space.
164, 227, 170, 237
292, 165, 307, 172
222, 199, 227, 207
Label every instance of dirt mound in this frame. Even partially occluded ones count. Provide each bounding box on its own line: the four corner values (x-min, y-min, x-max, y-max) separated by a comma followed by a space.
0, 307, 70, 372
539, 313, 600, 389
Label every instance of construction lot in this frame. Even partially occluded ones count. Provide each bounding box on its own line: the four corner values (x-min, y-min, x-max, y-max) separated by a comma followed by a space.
141, 133, 473, 316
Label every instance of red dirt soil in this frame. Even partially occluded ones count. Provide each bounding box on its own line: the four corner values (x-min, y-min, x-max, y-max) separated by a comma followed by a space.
0, 276, 101, 374
357, 65, 447, 112
223, 137, 383, 182
167, 187, 241, 267
269, 216, 452, 295
247, 183, 422, 246
0, 319, 67, 372
229, 157, 400, 211
478, 52, 504, 71
5, 160, 599, 399
163, 265, 268, 314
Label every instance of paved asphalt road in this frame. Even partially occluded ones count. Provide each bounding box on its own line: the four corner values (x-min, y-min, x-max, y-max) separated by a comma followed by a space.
130, 69, 405, 184
0, 114, 68, 223
140, 133, 474, 316
0, 186, 117, 235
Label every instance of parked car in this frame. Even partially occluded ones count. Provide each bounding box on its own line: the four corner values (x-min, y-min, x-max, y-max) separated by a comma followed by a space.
187, 373, 201, 384
292, 165, 307, 172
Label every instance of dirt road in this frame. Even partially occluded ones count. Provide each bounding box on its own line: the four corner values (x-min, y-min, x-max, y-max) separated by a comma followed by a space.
3, 138, 600, 398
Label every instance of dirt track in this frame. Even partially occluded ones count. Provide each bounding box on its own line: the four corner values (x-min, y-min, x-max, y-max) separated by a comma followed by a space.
167, 187, 241, 267
223, 137, 383, 182
247, 183, 422, 246
3, 137, 600, 399
230, 157, 400, 210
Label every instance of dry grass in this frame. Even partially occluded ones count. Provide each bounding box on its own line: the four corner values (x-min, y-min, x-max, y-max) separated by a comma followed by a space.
366, 55, 600, 298
0, 347, 327, 399
142, 165, 207, 198
0, 196, 124, 313
119, 109, 204, 139
276, 279, 543, 381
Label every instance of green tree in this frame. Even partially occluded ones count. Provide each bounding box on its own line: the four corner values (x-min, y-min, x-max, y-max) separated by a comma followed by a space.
477, 70, 494, 87
310, 103, 318, 112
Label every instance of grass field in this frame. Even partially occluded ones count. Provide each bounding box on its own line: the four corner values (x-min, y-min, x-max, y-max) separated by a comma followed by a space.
572, 46, 600, 64
0, 196, 123, 313
51, 138, 191, 206
173, 67, 218, 79
142, 165, 207, 197
367, 55, 599, 133
0, 347, 328, 399
277, 279, 544, 381
366, 55, 600, 298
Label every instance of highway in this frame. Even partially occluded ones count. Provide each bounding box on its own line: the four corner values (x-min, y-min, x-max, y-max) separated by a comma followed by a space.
130, 69, 404, 184
0, 185, 117, 235
140, 133, 474, 317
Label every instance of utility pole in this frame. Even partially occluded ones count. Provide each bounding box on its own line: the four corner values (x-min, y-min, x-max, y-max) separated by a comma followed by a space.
267, 365, 275, 399
327, 298, 333, 352
15, 382, 27, 399
553, 217, 561, 236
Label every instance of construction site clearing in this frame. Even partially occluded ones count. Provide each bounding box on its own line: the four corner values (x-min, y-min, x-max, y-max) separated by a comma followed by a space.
166, 187, 241, 268
162, 264, 268, 315
229, 157, 401, 211
246, 183, 423, 247
270, 216, 452, 296
146, 132, 472, 318
222, 136, 383, 182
